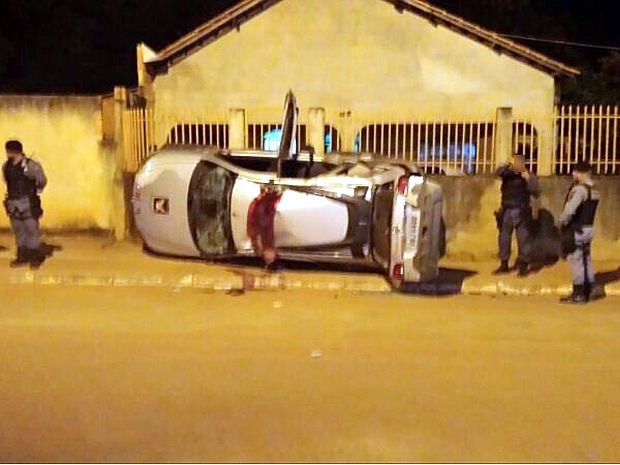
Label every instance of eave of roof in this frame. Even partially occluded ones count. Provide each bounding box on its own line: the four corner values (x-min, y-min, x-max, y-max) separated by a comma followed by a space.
146, 0, 580, 78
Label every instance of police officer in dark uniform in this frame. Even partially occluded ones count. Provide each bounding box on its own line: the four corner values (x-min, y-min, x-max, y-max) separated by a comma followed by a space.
494, 153, 540, 276
558, 161, 603, 304
2, 140, 47, 269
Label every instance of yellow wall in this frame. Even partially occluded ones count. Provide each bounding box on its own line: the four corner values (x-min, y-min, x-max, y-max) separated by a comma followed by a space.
438, 176, 620, 262
0, 95, 115, 230
152, 0, 555, 148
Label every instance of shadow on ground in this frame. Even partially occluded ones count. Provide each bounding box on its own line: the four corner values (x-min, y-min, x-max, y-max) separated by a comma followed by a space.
596, 266, 620, 287
38, 242, 63, 267
523, 208, 562, 276
219, 256, 381, 274
144, 246, 479, 296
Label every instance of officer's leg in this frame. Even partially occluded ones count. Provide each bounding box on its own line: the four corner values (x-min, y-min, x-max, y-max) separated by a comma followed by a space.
495, 210, 514, 274
582, 242, 604, 300
23, 218, 45, 269
584, 243, 595, 284
561, 246, 587, 304
500, 211, 515, 261
515, 217, 531, 275
9, 218, 29, 267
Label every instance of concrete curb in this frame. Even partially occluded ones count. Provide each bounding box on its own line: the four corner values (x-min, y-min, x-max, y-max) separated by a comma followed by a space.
2, 270, 619, 296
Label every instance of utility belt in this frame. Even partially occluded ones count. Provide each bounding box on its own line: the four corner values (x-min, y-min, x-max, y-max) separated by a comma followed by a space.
560, 222, 593, 258
3, 195, 43, 220
494, 204, 532, 230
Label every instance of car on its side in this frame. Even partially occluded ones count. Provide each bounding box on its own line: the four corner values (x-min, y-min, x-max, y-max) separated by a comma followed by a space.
132, 92, 445, 289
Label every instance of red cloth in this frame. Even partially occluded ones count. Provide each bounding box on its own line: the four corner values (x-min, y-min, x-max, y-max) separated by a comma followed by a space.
247, 190, 282, 249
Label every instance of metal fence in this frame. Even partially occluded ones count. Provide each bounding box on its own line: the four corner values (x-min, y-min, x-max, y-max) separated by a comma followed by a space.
325, 115, 537, 174
122, 108, 154, 173
556, 105, 620, 175
122, 108, 228, 172
122, 105, 620, 175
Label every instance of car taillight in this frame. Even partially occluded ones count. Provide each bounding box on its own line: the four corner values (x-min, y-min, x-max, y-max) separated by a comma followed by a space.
392, 263, 404, 281
397, 176, 409, 195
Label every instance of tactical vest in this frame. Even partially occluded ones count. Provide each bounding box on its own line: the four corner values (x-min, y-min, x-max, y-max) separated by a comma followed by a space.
3, 159, 37, 199
501, 170, 530, 208
571, 184, 599, 227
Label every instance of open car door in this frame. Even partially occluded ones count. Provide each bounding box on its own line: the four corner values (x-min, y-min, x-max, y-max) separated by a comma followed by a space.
276, 90, 298, 177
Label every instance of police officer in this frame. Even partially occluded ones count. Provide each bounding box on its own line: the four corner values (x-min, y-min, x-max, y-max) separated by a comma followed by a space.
494, 153, 540, 276
558, 161, 603, 304
2, 140, 47, 269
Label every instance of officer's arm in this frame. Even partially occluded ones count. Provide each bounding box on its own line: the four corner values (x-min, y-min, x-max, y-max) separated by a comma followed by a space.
559, 185, 586, 227
494, 161, 511, 177
26, 160, 47, 191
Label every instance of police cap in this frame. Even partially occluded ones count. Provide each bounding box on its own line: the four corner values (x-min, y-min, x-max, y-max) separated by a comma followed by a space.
572, 160, 592, 173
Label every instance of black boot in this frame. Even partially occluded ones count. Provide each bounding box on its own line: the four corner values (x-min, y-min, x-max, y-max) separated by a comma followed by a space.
10, 247, 29, 268
26, 248, 46, 270
560, 284, 587, 304
493, 260, 510, 275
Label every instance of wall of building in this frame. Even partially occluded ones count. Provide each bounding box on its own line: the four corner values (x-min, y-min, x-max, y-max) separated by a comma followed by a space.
433, 175, 620, 261
0, 95, 116, 231
151, 0, 556, 164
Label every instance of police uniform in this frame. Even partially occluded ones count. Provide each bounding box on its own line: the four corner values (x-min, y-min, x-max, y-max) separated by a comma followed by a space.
558, 162, 601, 304
494, 159, 540, 275
2, 140, 47, 268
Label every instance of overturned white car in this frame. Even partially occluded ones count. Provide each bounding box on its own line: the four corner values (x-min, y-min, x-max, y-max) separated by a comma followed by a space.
132, 93, 445, 289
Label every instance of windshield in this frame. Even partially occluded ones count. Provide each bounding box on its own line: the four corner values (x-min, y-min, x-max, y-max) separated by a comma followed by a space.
188, 161, 236, 256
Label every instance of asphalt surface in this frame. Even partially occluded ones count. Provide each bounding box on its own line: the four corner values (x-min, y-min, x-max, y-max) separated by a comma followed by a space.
1, 286, 619, 463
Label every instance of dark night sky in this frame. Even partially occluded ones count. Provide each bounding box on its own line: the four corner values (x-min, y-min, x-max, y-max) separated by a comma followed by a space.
0, 0, 618, 95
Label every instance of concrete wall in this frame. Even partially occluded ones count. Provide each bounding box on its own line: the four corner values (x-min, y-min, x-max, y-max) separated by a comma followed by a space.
0, 95, 116, 231
434, 175, 620, 261
151, 0, 556, 166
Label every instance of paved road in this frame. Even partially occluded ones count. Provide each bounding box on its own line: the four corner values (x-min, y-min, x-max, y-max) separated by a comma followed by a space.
1, 286, 619, 462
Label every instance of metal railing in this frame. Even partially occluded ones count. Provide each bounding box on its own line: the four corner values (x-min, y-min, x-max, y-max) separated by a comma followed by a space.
122, 108, 228, 172
337, 119, 497, 174
556, 105, 620, 175
122, 107, 154, 173
121, 105, 620, 175
245, 107, 304, 152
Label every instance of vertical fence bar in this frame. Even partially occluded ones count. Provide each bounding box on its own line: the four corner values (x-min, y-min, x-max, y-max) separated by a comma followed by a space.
409, 122, 414, 162
431, 122, 437, 173
558, 106, 565, 174
457, 123, 469, 172
582, 106, 588, 163
574, 105, 580, 167
490, 122, 496, 168
603, 105, 610, 174
567, 105, 573, 173
474, 120, 488, 172
588, 105, 596, 166
446, 122, 450, 169
614, 106, 619, 174
529, 122, 535, 172
415, 123, 421, 168
438, 121, 444, 172
596, 105, 603, 174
